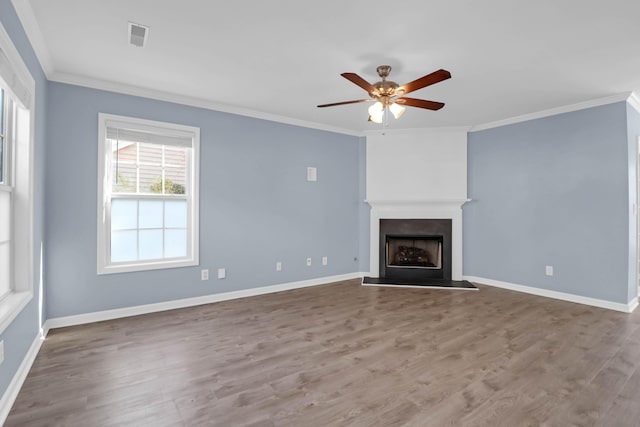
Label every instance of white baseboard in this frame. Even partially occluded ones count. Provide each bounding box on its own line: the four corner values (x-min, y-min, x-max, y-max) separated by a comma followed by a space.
0, 332, 45, 425
45, 272, 364, 330
464, 276, 638, 313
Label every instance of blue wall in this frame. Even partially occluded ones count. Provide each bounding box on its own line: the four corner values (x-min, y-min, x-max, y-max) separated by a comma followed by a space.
0, 0, 47, 401
45, 82, 362, 318
464, 102, 631, 304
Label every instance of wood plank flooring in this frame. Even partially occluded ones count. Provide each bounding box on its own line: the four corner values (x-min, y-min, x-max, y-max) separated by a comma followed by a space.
6, 279, 640, 426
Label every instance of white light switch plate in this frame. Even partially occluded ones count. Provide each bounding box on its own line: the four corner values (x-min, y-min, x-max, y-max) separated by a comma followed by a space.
307, 167, 317, 181
322, 256, 328, 266
218, 268, 226, 279
545, 265, 553, 276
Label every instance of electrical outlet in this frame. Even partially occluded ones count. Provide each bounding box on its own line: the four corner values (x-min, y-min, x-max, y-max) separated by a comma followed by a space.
306, 257, 312, 266
218, 268, 226, 279
201, 269, 209, 281
0, 340, 4, 365
545, 265, 554, 276
276, 261, 282, 271
322, 256, 328, 266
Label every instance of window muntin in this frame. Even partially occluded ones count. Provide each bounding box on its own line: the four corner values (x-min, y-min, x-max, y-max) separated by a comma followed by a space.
98, 114, 199, 274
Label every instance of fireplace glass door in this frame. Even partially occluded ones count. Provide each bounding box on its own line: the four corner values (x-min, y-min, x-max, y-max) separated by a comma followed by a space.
386, 235, 443, 270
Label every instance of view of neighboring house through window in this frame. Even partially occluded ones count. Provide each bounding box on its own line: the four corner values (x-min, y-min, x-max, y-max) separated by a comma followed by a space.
97, 114, 200, 274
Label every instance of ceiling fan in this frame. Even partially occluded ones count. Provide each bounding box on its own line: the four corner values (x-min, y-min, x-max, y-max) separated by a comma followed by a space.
317, 65, 451, 123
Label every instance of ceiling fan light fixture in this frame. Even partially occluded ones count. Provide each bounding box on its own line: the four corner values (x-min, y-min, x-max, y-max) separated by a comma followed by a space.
389, 102, 406, 119
368, 102, 384, 123
369, 114, 383, 124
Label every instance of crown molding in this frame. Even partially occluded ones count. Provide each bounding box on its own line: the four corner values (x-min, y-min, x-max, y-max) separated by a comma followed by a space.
362, 125, 472, 137
470, 92, 633, 132
49, 72, 362, 136
11, 0, 54, 76
627, 91, 640, 115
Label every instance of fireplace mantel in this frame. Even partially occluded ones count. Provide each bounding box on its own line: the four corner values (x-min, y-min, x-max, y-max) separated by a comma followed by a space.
366, 199, 471, 281
366, 199, 470, 210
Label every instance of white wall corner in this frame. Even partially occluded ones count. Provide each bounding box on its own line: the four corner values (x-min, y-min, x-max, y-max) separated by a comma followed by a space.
10, 0, 55, 77
627, 92, 640, 115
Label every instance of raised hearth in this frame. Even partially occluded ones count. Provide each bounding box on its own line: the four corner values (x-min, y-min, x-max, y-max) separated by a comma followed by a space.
362, 276, 477, 290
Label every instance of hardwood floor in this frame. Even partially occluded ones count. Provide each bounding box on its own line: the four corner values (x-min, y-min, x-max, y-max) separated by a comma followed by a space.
6, 279, 640, 426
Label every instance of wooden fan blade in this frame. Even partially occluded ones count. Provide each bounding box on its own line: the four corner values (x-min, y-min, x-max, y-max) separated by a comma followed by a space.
398, 69, 451, 95
395, 97, 445, 110
317, 99, 372, 108
341, 73, 380, 96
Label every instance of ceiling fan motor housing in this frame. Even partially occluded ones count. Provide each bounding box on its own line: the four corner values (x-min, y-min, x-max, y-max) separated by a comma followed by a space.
373, 65, 400, 99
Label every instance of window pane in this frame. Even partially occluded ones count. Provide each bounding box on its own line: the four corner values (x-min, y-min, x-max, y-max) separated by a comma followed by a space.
139, 200, 163, 229
164, 146, 186, 166
111, 141, 137, 163
165, 200, 187, 228
111, 230, 137, 262
164, 166, 186, 194
165, 229, 187, 258
139, 229, 163, 260
112, 162, 137, 193
138, 142, 162, 165
0, 88, 4, 184
0, 135, 3, 185
0, 242, 9, 298
111, 199, 137, 230
0, 191, 10, 242
139, 163, 163, 193
0, 88, 4, 133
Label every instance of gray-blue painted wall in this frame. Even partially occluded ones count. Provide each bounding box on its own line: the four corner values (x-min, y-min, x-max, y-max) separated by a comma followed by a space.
464, 102, 631, 304
0, 0, 47, 400
45, 82, 363, 318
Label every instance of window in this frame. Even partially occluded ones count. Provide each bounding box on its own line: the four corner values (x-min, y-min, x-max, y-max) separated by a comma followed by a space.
97, 114, 199, 274
0, 23, 35, 334
0, 87, 10, 300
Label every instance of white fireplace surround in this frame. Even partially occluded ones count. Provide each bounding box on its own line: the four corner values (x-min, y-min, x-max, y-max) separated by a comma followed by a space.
366, 199, 470, 281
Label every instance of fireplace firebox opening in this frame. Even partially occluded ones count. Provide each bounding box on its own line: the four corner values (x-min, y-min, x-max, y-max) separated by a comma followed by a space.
379, 218, 452, 281
386, 235, 443, 270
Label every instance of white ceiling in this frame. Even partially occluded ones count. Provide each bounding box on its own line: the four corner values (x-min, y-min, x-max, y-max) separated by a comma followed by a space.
19, 0, 640, 133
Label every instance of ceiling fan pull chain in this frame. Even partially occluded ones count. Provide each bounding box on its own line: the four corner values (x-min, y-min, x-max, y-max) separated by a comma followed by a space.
382, 108, 388, 135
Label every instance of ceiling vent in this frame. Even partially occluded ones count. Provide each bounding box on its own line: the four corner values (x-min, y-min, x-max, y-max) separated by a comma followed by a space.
128, 22, 149, 47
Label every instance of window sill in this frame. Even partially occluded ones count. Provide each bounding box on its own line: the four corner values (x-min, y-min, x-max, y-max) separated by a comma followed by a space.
0, 291, 33, 335
97, 258, 198, 275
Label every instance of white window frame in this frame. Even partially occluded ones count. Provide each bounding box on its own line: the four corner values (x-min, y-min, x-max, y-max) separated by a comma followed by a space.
97, 114, 200, 275
0, 22, 35, 335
